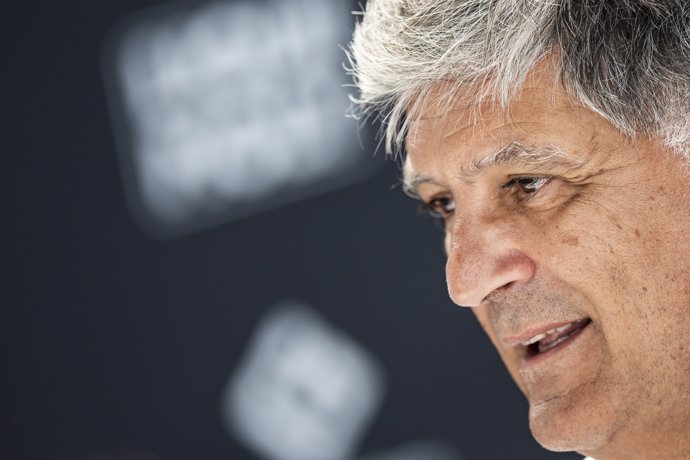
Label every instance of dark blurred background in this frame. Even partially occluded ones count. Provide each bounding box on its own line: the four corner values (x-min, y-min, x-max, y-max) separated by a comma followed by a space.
4, 1, 582, 459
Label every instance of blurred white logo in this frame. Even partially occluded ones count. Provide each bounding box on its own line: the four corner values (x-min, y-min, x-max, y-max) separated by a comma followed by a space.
221, 302, 386, 460
103, 0, 376, 237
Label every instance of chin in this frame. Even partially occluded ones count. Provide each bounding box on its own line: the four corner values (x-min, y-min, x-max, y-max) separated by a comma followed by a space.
527, 394, 616, 454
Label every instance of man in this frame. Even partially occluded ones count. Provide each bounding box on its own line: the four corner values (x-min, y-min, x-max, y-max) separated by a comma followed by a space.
347, 1, 690, 459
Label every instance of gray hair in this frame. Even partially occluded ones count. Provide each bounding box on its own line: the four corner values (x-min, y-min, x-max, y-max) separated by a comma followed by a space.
346, 0, 690, 158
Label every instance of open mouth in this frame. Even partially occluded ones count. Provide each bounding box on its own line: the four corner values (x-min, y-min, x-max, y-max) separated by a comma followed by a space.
523, 318, 592, 359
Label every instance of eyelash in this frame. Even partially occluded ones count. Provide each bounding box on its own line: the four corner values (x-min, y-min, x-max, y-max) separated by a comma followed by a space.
420, 176, 552, 222
503, 176, 552, 194
419, 196, 455, 222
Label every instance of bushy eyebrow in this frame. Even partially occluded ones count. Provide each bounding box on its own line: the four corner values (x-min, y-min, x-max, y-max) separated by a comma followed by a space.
403, 142, 585, 197
468, 142, 584, 174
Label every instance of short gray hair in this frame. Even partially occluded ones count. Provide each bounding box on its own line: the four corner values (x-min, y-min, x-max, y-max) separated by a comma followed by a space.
347, 0, 690, 158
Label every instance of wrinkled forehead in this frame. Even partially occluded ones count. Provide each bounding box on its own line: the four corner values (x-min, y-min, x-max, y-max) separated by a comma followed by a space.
402, 60, 569, 157
401, 101, 506, 192
401, 87, 612, 195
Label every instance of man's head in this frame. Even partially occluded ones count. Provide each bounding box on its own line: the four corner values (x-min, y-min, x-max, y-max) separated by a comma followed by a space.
348, 1, 690, 459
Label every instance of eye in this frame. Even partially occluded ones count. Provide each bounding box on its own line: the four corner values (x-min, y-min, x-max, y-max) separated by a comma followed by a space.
504, 176, 551, 194
420, 195, 455, 221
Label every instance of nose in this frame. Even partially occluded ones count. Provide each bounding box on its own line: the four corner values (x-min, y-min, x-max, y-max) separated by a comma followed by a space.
445, 215, 536, 307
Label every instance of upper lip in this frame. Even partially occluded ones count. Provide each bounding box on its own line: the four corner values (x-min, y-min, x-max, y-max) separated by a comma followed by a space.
501, 318, 589, 347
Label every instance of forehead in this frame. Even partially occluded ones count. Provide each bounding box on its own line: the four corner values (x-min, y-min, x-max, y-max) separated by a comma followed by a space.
403, 80, 604, 190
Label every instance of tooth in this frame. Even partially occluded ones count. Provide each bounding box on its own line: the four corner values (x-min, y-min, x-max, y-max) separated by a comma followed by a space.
520, 321, 580, 346
538, 335, 570, 353
555, 323, 572, 333
522, 332, 547, 346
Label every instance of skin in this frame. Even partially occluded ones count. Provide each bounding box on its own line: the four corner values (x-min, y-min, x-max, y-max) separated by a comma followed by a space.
403, 67, 690, 459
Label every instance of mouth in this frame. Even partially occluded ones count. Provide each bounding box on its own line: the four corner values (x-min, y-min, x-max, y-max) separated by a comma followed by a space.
520, 318, 592, 364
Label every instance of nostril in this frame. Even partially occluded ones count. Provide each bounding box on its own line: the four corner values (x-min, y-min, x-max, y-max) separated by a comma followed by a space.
484, 280, 516, 303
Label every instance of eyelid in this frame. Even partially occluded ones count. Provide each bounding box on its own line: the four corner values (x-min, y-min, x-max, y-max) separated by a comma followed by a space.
419, 193, 455, 221
503, 175, 553, 194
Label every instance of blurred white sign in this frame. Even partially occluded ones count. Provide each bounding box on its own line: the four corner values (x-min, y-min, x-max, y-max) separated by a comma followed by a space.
221, 302, 385, 460
103, 0, 376, 237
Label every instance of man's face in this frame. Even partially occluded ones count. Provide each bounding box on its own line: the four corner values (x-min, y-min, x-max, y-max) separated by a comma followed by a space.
404, 71, 690, 458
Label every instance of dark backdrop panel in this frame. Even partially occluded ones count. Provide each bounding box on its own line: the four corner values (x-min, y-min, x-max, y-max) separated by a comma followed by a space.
4, 1, 582, 460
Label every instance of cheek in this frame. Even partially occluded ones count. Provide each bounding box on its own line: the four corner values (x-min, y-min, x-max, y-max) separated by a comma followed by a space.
523, 197, 630, 298
527, 186, 689, 350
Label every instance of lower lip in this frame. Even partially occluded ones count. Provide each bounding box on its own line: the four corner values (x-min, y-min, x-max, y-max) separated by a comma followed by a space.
520, 321, 592, 369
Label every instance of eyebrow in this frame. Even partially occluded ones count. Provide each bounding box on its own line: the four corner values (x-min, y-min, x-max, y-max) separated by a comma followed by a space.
402, 142, 585, 197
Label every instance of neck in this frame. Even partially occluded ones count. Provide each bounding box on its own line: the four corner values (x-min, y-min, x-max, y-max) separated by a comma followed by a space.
582, 414, 690, 460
